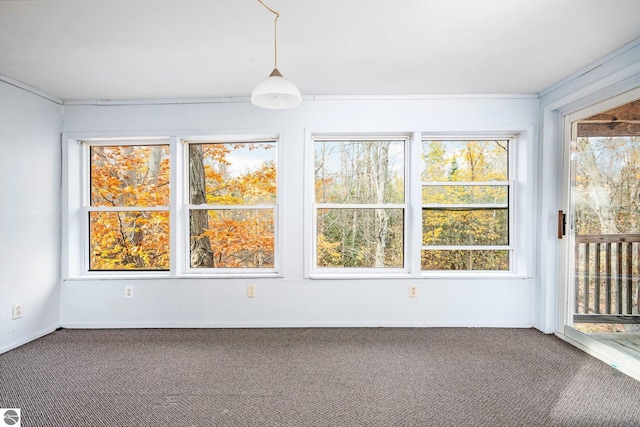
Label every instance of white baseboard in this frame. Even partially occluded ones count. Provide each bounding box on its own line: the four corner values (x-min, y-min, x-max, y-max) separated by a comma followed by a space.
0, 325, 60, 355
60, 321, 535, 329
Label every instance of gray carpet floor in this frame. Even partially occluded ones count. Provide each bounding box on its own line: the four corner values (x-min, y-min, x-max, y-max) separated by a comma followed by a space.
1, 328, 639, 426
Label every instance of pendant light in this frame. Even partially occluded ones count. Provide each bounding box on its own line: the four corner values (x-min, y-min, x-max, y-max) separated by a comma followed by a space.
251, 0, 302, 109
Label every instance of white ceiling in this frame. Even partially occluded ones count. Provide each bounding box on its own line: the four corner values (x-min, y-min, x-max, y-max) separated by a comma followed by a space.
1, 0, 640, 101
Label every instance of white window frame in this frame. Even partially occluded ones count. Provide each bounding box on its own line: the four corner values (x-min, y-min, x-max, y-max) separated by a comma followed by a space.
417, 131, 532, 278
63, 133, 281, 279
182, 136, 280, 276
308, 134, 411, 278
304, 130, 532, 279
84, 139, 172, 273
419, 138, 514, 273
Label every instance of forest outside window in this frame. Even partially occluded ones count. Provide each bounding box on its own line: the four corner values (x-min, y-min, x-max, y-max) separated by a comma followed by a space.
80, 136, 278, 276
88, 142, 171, 271
76, 132, 523, 278
313, 137, 407, 272
421, 139, 511, 271
186, 140, 277, 271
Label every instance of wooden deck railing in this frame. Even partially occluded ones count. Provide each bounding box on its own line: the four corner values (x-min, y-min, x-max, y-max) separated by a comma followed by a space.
574, 234, 640, 324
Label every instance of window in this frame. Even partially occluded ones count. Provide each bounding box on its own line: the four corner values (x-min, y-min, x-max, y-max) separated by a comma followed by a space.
71, 131, 523, 278
421, 139, 511, 271
308, 134, 519, 277
72, 136, 278, 277
185, 140, 277, 271
312, 138, 407, 271
88, 142, 171, 271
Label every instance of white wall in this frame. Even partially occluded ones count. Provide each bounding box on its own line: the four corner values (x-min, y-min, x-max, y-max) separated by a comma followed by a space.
61, 96, 538, 328
0, 37, 636, 350
0, 80, 62, 353
536, 38, 640, 333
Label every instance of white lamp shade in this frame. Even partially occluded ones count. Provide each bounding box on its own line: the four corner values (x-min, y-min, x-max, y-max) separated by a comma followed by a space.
251, 69, 302, 109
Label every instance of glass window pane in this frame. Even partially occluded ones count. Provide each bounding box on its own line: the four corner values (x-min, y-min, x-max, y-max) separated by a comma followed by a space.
315, 140, 404, 204
90, 145, 170, 207
572, 136, 640, 235
189, 142, 276, 205
422, 140, 508, 182
317, 208, 404, 268
422, 209, 508, 246
89, 211, 170, 270
421, 250, 509, 271
190, 209, 274, 268
422, 185, 508, 204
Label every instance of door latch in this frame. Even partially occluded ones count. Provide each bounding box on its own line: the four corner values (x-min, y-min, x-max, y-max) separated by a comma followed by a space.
558, 210, 566, 239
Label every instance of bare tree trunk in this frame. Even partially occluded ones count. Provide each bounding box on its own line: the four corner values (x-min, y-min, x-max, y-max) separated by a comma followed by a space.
148, 145, 163, 186
123, 146, 145, 268
576, 137, 619, 234
373, 143, 390, 268
189, 145, 214, 267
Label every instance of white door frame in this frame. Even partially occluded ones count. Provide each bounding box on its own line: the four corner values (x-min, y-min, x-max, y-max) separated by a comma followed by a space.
557, 86, 640, 380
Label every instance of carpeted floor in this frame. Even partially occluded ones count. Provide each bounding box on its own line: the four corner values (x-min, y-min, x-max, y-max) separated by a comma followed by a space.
1, 328, 639, 426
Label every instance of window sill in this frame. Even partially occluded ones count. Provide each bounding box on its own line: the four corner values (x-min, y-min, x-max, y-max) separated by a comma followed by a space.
419, 271, 530, 279
65, 272, 281, 281
308, 271, 530, 280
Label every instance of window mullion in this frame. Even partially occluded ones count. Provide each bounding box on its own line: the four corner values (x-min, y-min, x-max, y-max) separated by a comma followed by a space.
87, 206, 169, 212
422, 204, 509, 209
170, 136, 180, 277
409, 131, 422, 275
315, 203, 406, 209
422, 245, 512, 250
187, 204, 277, 210
422, 181, 509, 186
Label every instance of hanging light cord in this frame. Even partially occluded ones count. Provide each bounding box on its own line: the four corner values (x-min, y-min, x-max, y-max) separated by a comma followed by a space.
257, 0, 280, 69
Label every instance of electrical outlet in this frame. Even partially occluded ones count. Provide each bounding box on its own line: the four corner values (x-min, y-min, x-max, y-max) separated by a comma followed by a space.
409, 285, 418, 298
125, 285, 134, 299
247, 285, 256, 298
12, 303, 23, 319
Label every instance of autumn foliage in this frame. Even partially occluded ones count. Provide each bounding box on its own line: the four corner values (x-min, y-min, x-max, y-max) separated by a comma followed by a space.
421, 140, 510, 270
188, 142, 276, 269
89, 142, 276, 271
312, 139, 511, 271
89, 139, 509, 272
90, 145, 170, 270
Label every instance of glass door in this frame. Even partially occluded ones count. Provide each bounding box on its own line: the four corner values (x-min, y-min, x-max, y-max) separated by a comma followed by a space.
564, 90, 640, 361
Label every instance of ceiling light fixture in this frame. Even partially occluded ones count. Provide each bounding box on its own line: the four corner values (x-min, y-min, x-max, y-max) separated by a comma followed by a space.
251, 0, 302, 109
